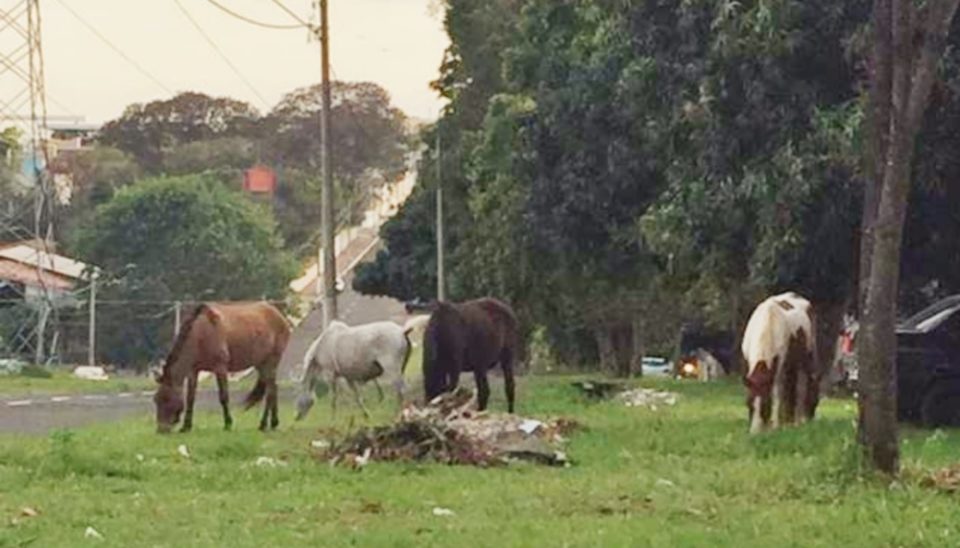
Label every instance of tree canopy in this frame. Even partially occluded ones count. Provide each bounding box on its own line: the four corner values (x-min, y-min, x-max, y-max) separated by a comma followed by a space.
356, 0, 960, 372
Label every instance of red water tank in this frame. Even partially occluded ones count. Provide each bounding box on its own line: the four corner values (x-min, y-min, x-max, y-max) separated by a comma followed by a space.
243, 165, 276, 194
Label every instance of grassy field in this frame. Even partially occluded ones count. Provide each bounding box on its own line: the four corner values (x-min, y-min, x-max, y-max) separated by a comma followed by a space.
2, 375, 960, 547
0, 370, 157, 397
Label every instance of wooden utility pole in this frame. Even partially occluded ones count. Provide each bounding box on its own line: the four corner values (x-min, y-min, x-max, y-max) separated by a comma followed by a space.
435, 123, 445, 302
319, 0, 338, 326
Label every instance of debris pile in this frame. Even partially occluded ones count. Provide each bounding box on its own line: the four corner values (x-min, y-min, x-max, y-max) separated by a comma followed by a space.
320, 387, 577, 468
922, 464, 960, 493
616, 388, 678, 409
571, 380, 679, 410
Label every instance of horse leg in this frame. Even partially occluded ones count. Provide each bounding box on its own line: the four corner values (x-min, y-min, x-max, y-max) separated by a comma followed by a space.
347, 379, 371, 418
473, 368, 491, 411
269, 378, 279, 430
781, 361, 798, 426
330, 375, 340, 418
215, 370, 232, 431
258, 374, 271, 431
501, 349, 516, 414
181, 371, 198, 433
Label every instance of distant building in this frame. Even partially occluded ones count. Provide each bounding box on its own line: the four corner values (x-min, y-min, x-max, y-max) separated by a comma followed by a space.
243, 164, 277, 195
0, 240, 95, 306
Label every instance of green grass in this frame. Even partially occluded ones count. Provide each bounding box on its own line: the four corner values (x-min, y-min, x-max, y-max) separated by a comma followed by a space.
0, 370, 156, 397
2, 375, 960, 547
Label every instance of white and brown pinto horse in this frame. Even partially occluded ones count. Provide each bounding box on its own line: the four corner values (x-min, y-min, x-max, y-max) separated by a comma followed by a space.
741, 292, 819, 434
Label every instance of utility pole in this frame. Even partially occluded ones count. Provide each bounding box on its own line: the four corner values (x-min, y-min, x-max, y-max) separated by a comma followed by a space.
435, 121, 445, 302
87, 273, 97, 366
318, 0, 338, 326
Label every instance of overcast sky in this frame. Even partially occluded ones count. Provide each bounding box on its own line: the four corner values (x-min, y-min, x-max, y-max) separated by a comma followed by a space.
17, 0, 448, 124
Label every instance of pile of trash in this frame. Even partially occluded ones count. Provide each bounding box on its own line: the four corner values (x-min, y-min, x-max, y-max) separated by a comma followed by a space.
571, 380, 678, 410
319, 387, 578, 468
72, 366, 109, 381
921, 464, 960, 493
617, 387, 678, 409
0, 358, 25, 376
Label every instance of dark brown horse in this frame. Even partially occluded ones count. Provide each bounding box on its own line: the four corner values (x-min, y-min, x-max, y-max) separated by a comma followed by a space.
153, 301, 291, 433
422, 298, 519, 412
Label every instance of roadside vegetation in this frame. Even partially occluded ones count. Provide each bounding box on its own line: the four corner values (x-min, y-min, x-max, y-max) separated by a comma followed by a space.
2, 377, 960, 546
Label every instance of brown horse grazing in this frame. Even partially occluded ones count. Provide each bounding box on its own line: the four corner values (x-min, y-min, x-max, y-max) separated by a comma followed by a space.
153, 301, 291, 433
422, 298, 519, 412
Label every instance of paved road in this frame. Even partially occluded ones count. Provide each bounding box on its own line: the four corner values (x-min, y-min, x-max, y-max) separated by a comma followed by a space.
0, 386, 301, 435
0, 389, 157, 434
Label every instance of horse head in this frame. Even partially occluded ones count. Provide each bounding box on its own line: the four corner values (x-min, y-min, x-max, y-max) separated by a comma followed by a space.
153, 380, 184, 434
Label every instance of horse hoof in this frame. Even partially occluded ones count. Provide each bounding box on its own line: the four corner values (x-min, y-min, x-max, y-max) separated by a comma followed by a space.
179, 426, 192, 433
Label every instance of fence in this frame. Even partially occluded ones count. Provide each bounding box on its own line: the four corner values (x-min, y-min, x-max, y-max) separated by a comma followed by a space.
0, 296, 304, 371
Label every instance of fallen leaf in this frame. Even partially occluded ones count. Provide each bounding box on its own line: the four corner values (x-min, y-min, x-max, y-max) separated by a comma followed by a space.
177, 445, 190, 459
432, 507, 455, 517
84, 526, 104, 540
20, 507, 38, 518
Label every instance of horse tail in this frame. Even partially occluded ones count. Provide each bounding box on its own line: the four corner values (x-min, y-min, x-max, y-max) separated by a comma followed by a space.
401, 330, 413, 377
243, 378, 267, 410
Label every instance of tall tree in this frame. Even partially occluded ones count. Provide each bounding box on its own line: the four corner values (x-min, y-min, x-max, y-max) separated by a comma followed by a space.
262, 81, 408, 183
98, 92, 260, 171
858, 0, 960, 474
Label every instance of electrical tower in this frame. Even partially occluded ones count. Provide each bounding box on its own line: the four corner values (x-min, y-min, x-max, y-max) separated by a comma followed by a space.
0, 0, 58, 363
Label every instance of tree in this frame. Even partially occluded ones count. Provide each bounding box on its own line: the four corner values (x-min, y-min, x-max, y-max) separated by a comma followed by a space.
858, 0, 960, 474
98, 92, 260, 172
162, 136, 257, 176
52, 146, 141, 248
76, 174, 295, 300
74, 174, 296, 368
262, 81, 408, 182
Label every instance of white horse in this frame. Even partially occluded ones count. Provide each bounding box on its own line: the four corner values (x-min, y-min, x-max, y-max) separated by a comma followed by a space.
295, 320, 413, 420
742, 291, 817, 434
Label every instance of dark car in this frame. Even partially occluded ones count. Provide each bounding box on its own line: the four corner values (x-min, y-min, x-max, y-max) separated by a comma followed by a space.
894, 295, 960, 426
843, 295, 960, 426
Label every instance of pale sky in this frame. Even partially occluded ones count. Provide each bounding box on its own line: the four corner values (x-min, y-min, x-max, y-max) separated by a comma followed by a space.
22, 0, 449, 124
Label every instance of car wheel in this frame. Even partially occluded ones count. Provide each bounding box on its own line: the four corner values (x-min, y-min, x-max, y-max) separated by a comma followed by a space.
921, 381, 960, 428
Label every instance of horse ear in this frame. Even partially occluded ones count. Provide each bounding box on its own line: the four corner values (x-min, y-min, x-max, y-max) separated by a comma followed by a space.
201, 306, 223, 324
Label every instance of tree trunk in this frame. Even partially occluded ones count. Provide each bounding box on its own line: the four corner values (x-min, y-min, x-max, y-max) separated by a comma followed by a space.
815, 300, 846, 393
595, 327, 616, 375
612, 325, 633, 377
858, 0, 960, 475
631, 313, 645, 378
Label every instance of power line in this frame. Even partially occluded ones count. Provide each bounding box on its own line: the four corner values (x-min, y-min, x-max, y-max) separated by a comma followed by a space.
204, 0, 305, 30
51, 0, 174, 96
269, 0, 313, 29
173, 0, 271, 109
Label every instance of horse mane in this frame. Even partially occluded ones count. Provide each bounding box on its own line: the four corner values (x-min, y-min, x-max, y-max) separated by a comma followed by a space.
160, 303, 211, 381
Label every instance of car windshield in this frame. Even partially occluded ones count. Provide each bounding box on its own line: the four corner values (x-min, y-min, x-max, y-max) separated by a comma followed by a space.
900, 295, 960, 331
